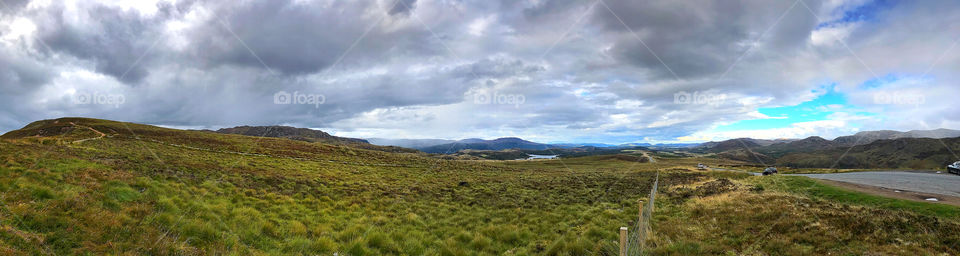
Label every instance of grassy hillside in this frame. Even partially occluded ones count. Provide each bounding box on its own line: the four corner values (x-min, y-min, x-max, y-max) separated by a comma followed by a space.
774, 137, 960, 169
703, 134, 960, 169
651, 173, 960, 255
212, 125, 419, 154
2, 118, 959, 255
0, 118, 662, 255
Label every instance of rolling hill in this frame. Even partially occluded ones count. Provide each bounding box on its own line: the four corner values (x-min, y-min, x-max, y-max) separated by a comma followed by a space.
696, 138, 765, 153
698, 129, 960, 169
364, 138, 455, 149
418, 137, 555, 153
833, 129, 960, 146
215, 125, 368, 144
214, 125, 418, 153
774, 137, 960, 169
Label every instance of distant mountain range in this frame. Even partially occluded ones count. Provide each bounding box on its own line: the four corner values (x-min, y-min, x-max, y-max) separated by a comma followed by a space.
212, 126, 960, 163
369, 138, 700, 153
418, 137, 554, 153
832, 129, 960, 147
698, 128, 960, 169
698, 138, 797, 152
365, 138, 455, 149
617, 142, 702, 149
551, 143, 619, 148
700, 129, 960, 152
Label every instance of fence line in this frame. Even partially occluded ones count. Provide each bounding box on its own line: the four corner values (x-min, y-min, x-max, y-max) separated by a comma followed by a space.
620, 171, 658, 256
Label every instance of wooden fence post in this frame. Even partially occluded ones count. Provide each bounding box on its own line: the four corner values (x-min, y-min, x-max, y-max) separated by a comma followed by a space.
638, 199, 644, 226
619, 227, 628, 256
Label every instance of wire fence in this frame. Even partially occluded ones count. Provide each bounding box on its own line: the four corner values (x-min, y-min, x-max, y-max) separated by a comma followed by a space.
620, 171, 658, 256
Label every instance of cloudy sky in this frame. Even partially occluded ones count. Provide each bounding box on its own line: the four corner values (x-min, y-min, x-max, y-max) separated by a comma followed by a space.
1, 0, 958, 144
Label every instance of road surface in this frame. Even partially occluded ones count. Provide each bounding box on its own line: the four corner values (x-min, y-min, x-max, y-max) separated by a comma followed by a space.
790, 171, 960, 197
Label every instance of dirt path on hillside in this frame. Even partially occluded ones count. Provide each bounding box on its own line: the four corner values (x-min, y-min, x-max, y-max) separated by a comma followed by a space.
69, 122, 108, 143
816, 179, 960, 207
642, 151, 656, 163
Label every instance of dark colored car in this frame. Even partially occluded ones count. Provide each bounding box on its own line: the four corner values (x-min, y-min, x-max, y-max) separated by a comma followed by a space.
762, 167, 778, 176
949, 161, 960, 175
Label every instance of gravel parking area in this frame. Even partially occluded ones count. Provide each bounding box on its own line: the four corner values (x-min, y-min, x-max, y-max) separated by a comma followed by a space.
791, 171, 960, 197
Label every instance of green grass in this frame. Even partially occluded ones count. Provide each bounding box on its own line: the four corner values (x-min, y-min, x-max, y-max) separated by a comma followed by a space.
0, 118, 664, 255
652, 174, 960, 255
754, 175, 960, 219
702, 170, 753, 180
2, 118, 960, 255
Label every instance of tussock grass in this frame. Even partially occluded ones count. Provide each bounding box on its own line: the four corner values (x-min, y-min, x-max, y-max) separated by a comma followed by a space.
650, 175, 960, 255
0, 119, 664, 255
2, 118, 959, 255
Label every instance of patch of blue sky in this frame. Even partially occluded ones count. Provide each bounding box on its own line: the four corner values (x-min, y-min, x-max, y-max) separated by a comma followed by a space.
713, 86, 874, 132
861, 74, 937, 95
817, 0, 897, 28
858, 73, 926, 89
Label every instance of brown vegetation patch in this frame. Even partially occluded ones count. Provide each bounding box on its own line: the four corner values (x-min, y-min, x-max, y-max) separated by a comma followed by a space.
665, 178, 740, 203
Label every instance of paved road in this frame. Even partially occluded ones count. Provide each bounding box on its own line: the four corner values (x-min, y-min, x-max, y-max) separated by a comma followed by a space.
790, 171, 960, 197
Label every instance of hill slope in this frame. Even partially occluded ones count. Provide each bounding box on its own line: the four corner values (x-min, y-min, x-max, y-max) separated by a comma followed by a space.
833, 129, 960, 146
419, 137, 554, 153
701, 129, 960, 169
0, 117, 658, 255
697, 138, 764, 153
775, 137, 960, 169
215, 125, 369, 144
214, 125, 418, 153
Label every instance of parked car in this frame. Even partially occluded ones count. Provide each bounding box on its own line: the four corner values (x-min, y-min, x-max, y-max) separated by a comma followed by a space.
697, 163, 708, 170
949, 161, 960, 175
762, 167, 778, 176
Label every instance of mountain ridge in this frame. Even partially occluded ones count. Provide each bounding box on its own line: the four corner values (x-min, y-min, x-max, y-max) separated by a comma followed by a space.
214, 125, 369, 145
699, 128, 960, 151
419, 137, 554, 153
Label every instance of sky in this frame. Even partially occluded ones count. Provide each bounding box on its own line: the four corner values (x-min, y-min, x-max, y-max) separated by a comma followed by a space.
0, 0, 958, 144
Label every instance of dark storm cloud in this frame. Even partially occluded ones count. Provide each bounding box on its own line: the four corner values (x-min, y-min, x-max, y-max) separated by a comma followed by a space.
0, 49, 50, 94
388, 0, 417, 16
595, 0, 820, 79
189, 0, 436, 76
298, 57, 546, 126
521, 0, 581, 21
32, 2, 187, 84
0, 0, 29, 14
453, 57, 545, 80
